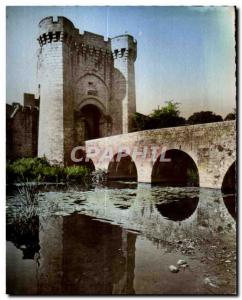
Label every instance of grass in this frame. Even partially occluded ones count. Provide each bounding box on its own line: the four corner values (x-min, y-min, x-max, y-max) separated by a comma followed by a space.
187, 168, 199, 186
7, 157, 92, 184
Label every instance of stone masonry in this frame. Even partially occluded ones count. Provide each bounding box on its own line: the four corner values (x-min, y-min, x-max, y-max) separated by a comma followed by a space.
37, 16, 137, 165
6, 94, 39, 160
85, 121, 236, 189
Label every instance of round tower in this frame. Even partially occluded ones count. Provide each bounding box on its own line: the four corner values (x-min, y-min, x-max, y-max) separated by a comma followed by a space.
37, 16, 77, 165
111, 35, 137, 133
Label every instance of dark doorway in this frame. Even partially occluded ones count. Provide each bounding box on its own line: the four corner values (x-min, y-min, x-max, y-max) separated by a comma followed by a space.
81, 104, 102, 140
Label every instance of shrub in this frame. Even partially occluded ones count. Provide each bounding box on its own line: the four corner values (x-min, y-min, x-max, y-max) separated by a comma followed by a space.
224, 113, 236, 121
64, 165, 90, 180
6, 157, 92, 184
187, 111, 223, 125
39, 165, 63, 182
132, 101, 186, 131
6, 157, 49, 182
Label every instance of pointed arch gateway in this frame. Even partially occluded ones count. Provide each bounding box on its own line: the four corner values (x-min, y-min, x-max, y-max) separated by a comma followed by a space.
74, 97, 112, 141
80, 104, 102, 140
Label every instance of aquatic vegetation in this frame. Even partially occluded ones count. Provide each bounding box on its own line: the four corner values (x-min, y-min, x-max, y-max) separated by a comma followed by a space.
91, 169, 108, 184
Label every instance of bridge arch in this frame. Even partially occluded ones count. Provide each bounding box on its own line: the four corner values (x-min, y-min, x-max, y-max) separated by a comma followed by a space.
107, 153, 137, 181
222, 161, 236, 219
151, 149, 199, 186
84, 121, 235, 188
221, 161, 236, 193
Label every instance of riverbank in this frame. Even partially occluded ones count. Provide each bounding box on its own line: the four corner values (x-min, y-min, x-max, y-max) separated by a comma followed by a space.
6, 184, 236, 295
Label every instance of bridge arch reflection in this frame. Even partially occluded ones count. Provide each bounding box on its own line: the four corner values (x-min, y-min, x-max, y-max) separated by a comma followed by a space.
154, 195, 199, 222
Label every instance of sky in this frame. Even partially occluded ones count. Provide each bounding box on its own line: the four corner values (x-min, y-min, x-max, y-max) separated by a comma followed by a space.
6, 6, 236, 118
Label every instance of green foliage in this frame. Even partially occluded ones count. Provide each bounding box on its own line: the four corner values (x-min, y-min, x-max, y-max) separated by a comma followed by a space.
187, 168, 199, 186
38, 165, 64, 182
132, 101, 227, 131
64, 165, 90, 180
132, 100, 185, 131
187, 111, 223, 125
6, 157, 49, 182
151, 114, 186, 129
132, 112, 153, 131
6, 157, 92, 184
150, 101, 180, 118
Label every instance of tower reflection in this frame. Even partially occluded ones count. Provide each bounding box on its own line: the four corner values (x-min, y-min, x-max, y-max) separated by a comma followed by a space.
38, 213, 137, 295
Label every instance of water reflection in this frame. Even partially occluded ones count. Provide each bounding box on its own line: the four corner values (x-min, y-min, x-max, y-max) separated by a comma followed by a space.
155, 196, 199, 221
6, 216, 40, 259
7, 213, 137, 295
223, 194, 236, 220
6, 185, 236, 295
60, 214, 136, 295
106, 180, 137, 190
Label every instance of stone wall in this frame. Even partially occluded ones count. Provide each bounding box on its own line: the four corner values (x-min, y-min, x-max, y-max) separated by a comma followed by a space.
85, 121, 236, 189
6, 101, 39, 160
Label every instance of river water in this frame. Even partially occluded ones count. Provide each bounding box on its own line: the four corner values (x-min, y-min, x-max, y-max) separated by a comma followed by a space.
6, 182, 236, 295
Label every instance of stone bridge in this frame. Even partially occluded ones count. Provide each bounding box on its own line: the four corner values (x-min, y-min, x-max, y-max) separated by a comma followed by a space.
84, 121, 236, 189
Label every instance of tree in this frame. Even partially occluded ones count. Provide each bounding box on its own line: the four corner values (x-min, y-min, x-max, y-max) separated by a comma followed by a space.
132, 101, 186, 131
224, 112, 236, 121
150, 101, 180, 118
150, 101, 186, 128
132, 112, 153, 131
187, 111, 223, 125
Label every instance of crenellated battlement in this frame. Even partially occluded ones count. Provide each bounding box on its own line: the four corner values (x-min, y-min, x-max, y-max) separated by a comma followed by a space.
7, 95, 39, 119
38, 16, 112, 55
38, 16, 78, 48
39, 16, 76, 34
38, 31, 76, 46
112, 48, 136, 60
38, 16, 141, 66
111, 34, 137, 61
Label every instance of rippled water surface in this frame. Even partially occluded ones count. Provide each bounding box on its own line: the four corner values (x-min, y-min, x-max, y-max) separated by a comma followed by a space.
6, 182, 236, 295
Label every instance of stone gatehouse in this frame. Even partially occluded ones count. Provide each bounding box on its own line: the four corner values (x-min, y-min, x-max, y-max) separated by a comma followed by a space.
37, 16, 137, 165
7, 16, 137, 164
